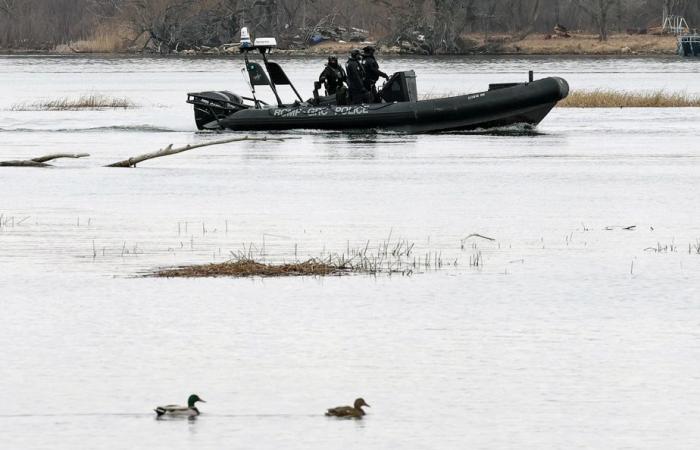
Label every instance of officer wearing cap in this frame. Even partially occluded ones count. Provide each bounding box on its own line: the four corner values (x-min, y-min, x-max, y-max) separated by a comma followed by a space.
318, 55, 347, 95
346, 48, 371, 104
362, 46, 388, 102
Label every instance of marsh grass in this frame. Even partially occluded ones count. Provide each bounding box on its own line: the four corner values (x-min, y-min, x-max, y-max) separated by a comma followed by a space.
559, 90, 700, 108
507, 33, 677, 55
154, 257, 344, 278
66, 33, 126, 53
150, 236, 454, 278
11, 94, 137, 111
422, 89, 700, 108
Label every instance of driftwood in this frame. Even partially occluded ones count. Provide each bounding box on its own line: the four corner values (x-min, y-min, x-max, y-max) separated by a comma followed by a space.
604, 225, 636, 231
1, 136, 296, 168
105, 135, 292, 167
462, 233, 496, 242
0, 153, 89, 167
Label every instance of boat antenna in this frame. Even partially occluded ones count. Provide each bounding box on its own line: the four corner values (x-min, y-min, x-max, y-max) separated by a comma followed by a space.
241, 52, 262, 108
239, 29, 284, 107
258, 47, 284, 107
239, 28, 263, 108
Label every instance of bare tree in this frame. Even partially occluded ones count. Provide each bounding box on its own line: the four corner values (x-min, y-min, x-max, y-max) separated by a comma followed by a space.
575, 0, 615, 40
2, 0, 700, 51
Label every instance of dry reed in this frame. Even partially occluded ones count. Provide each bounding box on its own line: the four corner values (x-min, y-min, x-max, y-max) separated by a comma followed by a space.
11, 94, 137, 111
154, 257, 344, 278
505, 34, 677, 55
559, 90, 700, 108
150, 236, 451, 278
54, 24, 129, 54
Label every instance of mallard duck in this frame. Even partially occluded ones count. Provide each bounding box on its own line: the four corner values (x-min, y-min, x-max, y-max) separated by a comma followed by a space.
325, 398, 370, 418
154, 394, 206, 417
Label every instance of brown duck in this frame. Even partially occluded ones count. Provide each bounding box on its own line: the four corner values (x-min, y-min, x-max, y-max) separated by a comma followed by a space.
325, 398, 370, 418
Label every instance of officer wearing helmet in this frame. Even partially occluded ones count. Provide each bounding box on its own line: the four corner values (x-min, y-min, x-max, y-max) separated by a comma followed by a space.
318, 55, 347, 95
362, 46, 388, 102
346, 48, 371, 104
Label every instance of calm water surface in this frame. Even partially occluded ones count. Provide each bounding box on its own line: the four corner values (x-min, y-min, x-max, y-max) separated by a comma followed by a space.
1, 55, 700, 449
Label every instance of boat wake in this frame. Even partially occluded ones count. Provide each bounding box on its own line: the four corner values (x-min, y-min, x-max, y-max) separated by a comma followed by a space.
446, 123, 545, 136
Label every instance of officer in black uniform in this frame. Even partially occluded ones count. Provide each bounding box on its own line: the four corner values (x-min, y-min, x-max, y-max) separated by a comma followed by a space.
318, 55, 347, 95
345, 48, 371, 105
362, 46, 389, 102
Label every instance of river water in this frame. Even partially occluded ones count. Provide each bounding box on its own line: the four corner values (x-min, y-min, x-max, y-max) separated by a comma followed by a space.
1, 55, 700, 449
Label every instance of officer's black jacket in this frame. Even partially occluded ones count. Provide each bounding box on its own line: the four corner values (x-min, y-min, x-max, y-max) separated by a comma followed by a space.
362, 55, 388, 84
319, 64, 347, 94
345, 58, 367, 94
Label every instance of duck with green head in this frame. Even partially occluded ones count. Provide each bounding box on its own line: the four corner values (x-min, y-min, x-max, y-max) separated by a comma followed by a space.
155, 394, 206, 417
325, 398, 370, 419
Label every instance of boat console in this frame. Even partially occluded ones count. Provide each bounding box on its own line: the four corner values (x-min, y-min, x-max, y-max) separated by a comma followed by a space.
380, 71, 418, 103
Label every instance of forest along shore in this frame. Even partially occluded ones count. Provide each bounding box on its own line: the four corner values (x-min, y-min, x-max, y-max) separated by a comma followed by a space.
0, 33, 679, 56
1, 1, 695, 56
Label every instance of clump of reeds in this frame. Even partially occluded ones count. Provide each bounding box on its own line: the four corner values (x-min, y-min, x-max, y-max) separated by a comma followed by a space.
644, 242, 677, 253
10, 94, 137, 111
559, 89, 700, 108
150, 236, 456, 278
689, 239, 700, 255
53, 23, 128, 54
154, 257, 345, 278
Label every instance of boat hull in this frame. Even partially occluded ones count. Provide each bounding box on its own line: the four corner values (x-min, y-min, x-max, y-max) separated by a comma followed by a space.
194, 77, 569, 133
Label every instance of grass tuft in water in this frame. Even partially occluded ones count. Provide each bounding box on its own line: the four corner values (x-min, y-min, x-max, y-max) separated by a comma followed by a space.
559, 90, 700, 108
10, 94, 137, 111
148, 237, 451, 278
154, 257, 345, 278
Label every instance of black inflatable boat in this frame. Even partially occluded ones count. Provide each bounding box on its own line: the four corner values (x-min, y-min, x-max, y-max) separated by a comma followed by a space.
187, 37, 569, 133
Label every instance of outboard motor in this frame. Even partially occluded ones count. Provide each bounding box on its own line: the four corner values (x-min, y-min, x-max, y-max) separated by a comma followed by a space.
186, 91, 246, 130
380, 70, 418, 103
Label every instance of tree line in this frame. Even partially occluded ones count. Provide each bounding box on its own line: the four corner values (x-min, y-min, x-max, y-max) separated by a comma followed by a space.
1, 0, 699, 52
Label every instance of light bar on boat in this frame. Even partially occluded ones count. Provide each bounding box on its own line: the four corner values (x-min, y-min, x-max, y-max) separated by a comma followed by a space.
253, 37, 277, 48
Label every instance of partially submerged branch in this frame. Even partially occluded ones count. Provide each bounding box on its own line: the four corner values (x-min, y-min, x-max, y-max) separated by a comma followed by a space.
462, 233, 496, 242
0, 153, 89, 167
105, 135, 293, 167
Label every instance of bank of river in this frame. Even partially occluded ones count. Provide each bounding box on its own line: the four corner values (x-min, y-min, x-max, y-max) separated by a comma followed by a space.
0, 33, 680, 56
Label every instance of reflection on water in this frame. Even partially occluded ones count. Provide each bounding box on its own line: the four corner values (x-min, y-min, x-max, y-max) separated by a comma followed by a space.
1, 55, 700, 450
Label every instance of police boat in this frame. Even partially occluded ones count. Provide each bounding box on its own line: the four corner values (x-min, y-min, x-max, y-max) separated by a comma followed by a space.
187, 32, 569, 134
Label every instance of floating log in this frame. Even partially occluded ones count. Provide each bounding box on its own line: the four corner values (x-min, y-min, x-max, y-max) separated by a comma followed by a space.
0, 153, 90, 167
105, 135, 292, 167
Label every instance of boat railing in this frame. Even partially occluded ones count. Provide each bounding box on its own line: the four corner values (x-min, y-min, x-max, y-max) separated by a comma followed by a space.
678, 33, 700, 56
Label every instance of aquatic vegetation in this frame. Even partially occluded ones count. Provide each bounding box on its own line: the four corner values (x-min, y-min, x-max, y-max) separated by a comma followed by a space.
690, 240, 700, 255
10, 94, 137, 111
151, 237, 453, 278
559, 90, 700, 108
644, 242, 678, 253
154, 257, 346, 278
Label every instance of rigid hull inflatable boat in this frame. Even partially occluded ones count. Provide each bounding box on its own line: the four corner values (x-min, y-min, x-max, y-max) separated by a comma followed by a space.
187, 35, 569, 133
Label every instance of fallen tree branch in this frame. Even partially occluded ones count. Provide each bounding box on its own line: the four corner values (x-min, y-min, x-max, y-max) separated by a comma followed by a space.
604, 225, 636, 231
462, 233, 496, 242
0, 153, 90, 167
105, 135, 293, 167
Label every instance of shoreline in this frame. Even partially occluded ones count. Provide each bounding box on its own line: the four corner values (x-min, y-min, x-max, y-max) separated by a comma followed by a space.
0, 34, 680, 57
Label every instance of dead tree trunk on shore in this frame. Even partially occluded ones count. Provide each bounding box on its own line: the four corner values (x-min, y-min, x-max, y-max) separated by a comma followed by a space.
0, 153, 89, 167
